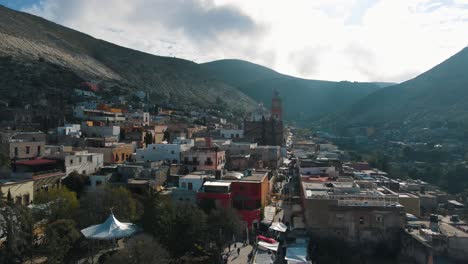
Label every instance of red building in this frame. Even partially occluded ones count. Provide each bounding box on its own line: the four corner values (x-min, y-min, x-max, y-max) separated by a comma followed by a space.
197, 181, 232, 209
196, 171, 269, 229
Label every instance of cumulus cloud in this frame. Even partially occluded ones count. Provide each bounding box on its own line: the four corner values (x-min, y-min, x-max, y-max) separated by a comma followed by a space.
17, 0, 468, 82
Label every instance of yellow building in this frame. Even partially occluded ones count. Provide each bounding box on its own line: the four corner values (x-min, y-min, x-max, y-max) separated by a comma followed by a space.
0, 179, 34, 205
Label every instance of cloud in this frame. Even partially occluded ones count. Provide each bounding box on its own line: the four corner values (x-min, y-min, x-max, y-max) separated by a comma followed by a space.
17, 0, 468, 82
24, 0, 265, 62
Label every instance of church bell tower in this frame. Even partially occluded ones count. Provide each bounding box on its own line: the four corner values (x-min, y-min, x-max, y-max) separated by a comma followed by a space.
271, 90, 282, 121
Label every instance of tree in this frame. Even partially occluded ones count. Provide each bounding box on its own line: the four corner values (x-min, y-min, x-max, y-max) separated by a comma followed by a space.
0, 203, 34, 263
104, 238, 171, 264
144, 133, 153, 147
62, 171, 88, 198
0, 152, 10, 169
44, 219, 81, 263
78, 187, 139, 228
206, 208, 241, 253
35, 187, 79, 221
141, 192, 207, 257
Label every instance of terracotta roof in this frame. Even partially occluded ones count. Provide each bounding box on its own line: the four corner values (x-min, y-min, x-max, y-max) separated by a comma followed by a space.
14, 159, 57, 166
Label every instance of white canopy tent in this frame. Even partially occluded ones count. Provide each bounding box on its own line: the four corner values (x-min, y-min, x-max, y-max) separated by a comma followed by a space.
269, 222, 288, 232
81, 214, 138, 240
285, 243, 308, 263
258, 241, 280, 252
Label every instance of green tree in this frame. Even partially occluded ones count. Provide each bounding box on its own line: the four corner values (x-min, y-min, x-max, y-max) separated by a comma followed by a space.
141, 192, 207, 257
44, 219, 81, 263
0, 203, 34, 263
62, 171, 88, 198
206, 208, 241, 253
35, 187, 79, 221
78, 187, 139, 228
104, 238, 171, 264
0, 152, 10, 168
144, 133, 153, 147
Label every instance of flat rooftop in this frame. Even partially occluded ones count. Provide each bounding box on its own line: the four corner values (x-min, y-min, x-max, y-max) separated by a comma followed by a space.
239, 173, 266, 182
203, 181, 231, 187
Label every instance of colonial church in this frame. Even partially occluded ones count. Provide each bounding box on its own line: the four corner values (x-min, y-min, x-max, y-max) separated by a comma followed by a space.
244, 91, 284, 146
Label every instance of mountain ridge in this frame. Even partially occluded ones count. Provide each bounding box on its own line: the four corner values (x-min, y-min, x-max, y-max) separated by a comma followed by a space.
323, 46, 468, 131
202, 59, 384, 124
0, 5, 256, 114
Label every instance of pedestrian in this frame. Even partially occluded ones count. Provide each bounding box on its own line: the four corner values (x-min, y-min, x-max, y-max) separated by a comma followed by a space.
222, 254, 228, 264
237, 247, 241, 256
234, 243, 237, 249
228, 243, 231, 252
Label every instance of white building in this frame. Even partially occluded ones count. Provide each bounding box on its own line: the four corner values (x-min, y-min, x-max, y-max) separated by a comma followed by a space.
127, 111, 151, 126
57, 124, 81, 137
179, 171, 210, 192
47, 151, 104, 176
86, 174, 112, 192
81, 125, 120, 139
136, 138, 194, 163
220, 129, 244, 139
299, 165, 337, 177
73, 107, 126, 123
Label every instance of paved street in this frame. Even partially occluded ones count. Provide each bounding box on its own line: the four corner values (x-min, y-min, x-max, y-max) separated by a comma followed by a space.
224, 242, 254, 264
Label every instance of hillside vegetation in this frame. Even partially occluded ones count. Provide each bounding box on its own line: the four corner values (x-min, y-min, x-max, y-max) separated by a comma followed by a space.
0, 5, 255, 112
202, 59, 382, 123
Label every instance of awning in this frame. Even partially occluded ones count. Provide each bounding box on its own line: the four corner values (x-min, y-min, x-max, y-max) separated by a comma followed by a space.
81, 214, 138, 240
285, 243, 308, 263
406, 213, 418, 221
257, 235, 277, 244
269, 222, 288, 232
258, 241, 279, 252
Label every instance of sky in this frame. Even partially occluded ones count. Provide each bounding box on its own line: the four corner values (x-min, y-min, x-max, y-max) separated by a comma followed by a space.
1, 0, 468, 83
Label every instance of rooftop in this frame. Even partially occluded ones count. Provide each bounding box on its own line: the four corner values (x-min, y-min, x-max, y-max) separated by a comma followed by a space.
14, 158, 57, 166
203, 181, 231, 187
238, 173, 267, 182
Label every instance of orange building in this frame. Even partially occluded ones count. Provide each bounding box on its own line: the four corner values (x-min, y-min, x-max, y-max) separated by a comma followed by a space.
87, 143, 134, 164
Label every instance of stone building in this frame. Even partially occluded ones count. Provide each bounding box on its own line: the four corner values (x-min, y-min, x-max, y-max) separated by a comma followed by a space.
0, 131, 46, 160
300, 178, 405, 245
243, 92, 284, 146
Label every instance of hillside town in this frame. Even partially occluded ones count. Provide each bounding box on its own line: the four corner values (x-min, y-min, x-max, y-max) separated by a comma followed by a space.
0, 86, 467, 264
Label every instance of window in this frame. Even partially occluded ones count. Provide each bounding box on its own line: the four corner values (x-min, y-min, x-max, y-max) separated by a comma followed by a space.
375, 215, 382, 223
205, 157, 213, 166
181, 182, 187, 189
37, 146, 41, 156
23, 194, 30, 204
359, 217, 364, 225
88, 156, 93, 162
336, 214, 344, 221
188, 182, 193, 191
79, 157, 82, 163
171, 150, 175, 154
26, 146, 30, 154
70, 159, 74, 164
82, 170, 86, 175
14, 147, 18, 157
15, 196, 22, 204
121, 153, 125, 161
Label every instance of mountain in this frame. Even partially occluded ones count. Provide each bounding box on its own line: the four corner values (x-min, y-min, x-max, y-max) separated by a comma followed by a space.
331, 47, 468, 130
0, 5, 255, 116
202, 59, 383, 123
